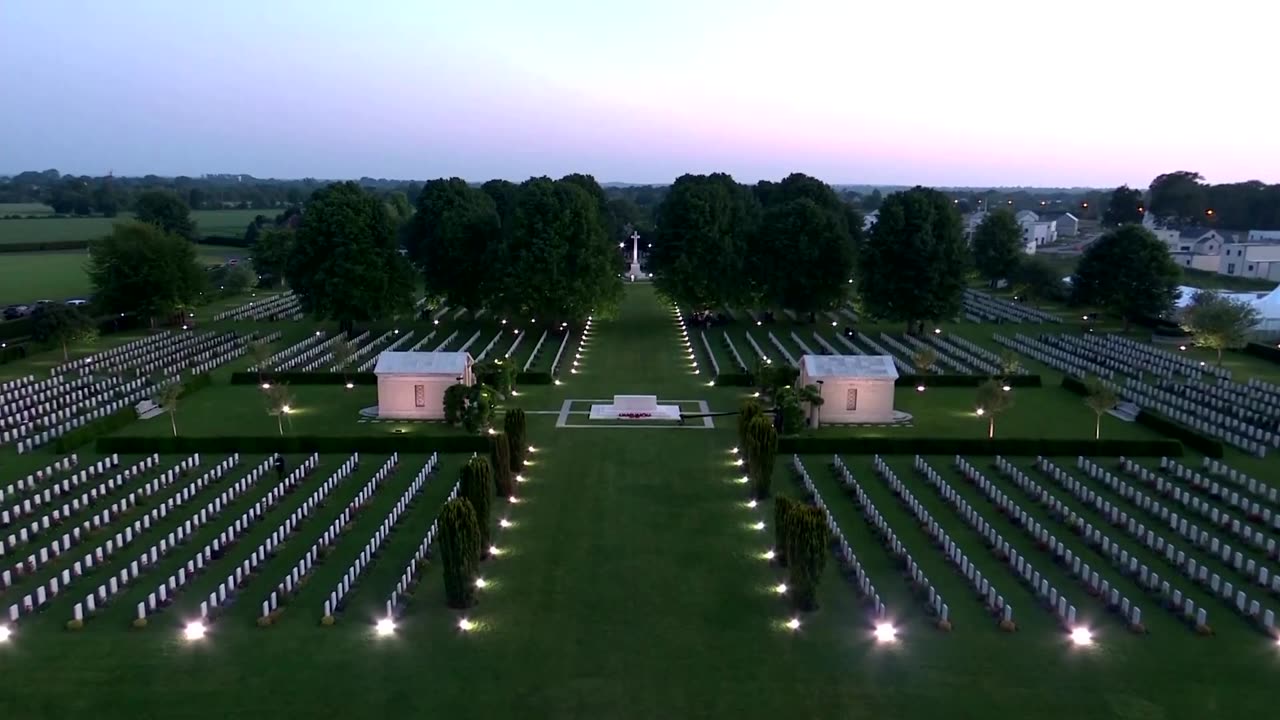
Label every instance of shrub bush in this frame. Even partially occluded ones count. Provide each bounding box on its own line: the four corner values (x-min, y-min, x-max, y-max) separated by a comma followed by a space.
746, 415, 778, 499
786, 505, 828, 612
460, 457, 494, 549
439, 498, 481, 609
515, 372, 553, 385
443, 383, 467, 425
738, 399, 763, 450
96, 434, 492, 454
773, 496, 798, 568
504, 408, 527, 470
1244, 342, 1280, 365
777, 436, 1184, 457
491, 432, 513, 498
714, 372, 755, 387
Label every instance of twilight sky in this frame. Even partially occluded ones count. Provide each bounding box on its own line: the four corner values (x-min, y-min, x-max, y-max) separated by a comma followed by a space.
1, 0, 1275, 187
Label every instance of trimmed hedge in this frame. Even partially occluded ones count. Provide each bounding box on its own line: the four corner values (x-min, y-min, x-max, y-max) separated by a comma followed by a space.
0, 240, 91, 253
230, 372, 377, 385
96, 434, 492, 454
1244, 342, 1280, 365
54, 407, 137, 452
714, 373, 755, 387
1060, 376, 1224, 458
0, 342, 32, 365
896, 374, 1042, 388
515, 371, 552, 385
777, 436, 1184, 457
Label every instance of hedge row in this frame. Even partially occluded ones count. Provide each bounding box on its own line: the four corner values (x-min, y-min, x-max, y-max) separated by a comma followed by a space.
516, 371, 553, 385
778, 436, 1184, 457
97, 434, 492, 454
0, 342, 31, 365
896, 374, 1042, 388
230, 372, 377, 385
714, 373, 756, 387
0, 240, 91, 254
1244, 342, 1280, 366
54, 407, 138, 453
1060, 376, 1224, 458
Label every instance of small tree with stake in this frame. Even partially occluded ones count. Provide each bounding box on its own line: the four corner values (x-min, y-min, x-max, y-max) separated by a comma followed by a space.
912, 346, 938, 376
786, 505, 829, 611
30, 303, 97, 361
745, 415, 778, 499
975, 379, 1014, 439
503, 408, 527, 470
264, 383, 295, 436
490, 431, 514, 498
439, 498, 481, 609
460, 457, 494, 551
248, 340, 273, 384
1178, 290, 1261, 366
330, 337, 354, 385
1083, 376, 1118, 440
154, 378, 184, 437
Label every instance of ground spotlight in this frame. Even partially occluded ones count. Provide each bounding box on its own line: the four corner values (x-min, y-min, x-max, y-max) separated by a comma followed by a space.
1069, 627, 1094, 646
874, 622, 898, 643
375, 617, 396, 637
183, 621, 207, 642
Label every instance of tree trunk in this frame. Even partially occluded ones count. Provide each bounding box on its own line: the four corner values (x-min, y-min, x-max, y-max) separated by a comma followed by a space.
1095, 414, 1101, 440
170, 412, 178, 437
276, 414, 283, 436
62, 340, 69, 361
1121, 316, 1130, 332
1216, 347, 1223, 366
988, 419, 995, 439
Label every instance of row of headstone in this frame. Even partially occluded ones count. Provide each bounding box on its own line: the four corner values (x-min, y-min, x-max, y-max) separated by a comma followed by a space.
550, 328, 574, 378
5, 455, 194, 586
1099, 458, 1280, 603
1, 375, 112, 432
387, 474, 459, 616
1122, 378, 1276, 455
275, 333, 343, 372
127, 453, 326, 621
1196, 457, 1279, 514
791, 456, 890, 621
958, 456, 1149, 631
765, 331, 798, 368
430, 329, 461, 353
1171, 376, 1280, 431
6, 454, 246, 623
699, 332, 722, 377
521, 330, 548, 372
408, 330, 439, 353
213, 291, 302, 321
455, 329, 484, 355
2, 454, 159, 548
928, 333, 1003, 375
123, 331, 248, 379
722, 334, 748, 373
869, 454, 1009, 624
1090, 333, 1229, 381
256, 452, 397, 616
323, 453, 440, 619
854, 334, 913, 374
788, 331, 815, 358
1041, 333, 1174, 383
1, 374, 82, 419
1157, 458, 1280, 537
0, 452, 84, 505
898, 332, 969, 373
360, 330, 419, 371
334, 329, 387, 369
53, 332, 173, 376
502, 329, 527, 360
825, 456, 944, 621
742, 331, 772, 366
810, 331, 840, 357
962, 289, 1061, 324
1245, 377, 1280, 407
0, 374, 37, 393
995, 333, 1115, 381
252, 331, 327, 371
186, 331, 280, 377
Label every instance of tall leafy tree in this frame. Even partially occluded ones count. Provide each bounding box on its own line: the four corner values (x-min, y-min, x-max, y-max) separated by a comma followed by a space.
751, 198, 855, 313
285, 182, 415, 329
251, 227, 294, 288
1178, 290, 1261, 365
857, 187, 968, 330
1071, 225, 1179, 330
29, 303, 96, 360
1010, 257, 1067, 307
480, 179, 520, 234
499, 177, 622, 321
406, 179, 501, 311
1103, 185, 1145, 226
559, 173, 619, 242
1148, 171, 1206, 225
133, 190, 197, 240
87, 221, 206, 326
650, 173, 760, 309
971, 209, 1023, 287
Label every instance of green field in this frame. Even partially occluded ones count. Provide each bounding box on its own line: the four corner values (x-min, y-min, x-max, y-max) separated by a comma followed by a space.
0, 202, 56, 216
0, 246, 249, 306
0, 284, 1276, 718
0, 209, 270, 244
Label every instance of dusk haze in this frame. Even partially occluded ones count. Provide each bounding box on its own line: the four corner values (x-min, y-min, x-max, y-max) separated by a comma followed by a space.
2, 0, 1276, 185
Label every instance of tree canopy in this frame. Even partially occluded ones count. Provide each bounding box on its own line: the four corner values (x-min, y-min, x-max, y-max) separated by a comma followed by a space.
1178, 290, 1261, 365
285, 182, 415, 326
1103, 185, 1145, 226
87, 221, 206, 325
407, 178, 501, 311
1010, 256, 1066, 307
251, 227, 294, 288
650, 173, 759, 309
29, 303, 96, 360
1148, 171, 1207, 226
971, 209, 1023, 285
133, 190, 197, 240
1071, 225, 1180, 329
857, 187, 968, 327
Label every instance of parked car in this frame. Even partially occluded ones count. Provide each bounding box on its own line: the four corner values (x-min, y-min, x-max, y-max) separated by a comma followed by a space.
34, 299, 54, 306
227, 258, 239, 265
3, 305, 31, 320
66, 299, 89, 307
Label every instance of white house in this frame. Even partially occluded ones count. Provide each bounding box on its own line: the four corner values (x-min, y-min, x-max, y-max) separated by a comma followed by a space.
1041, 212, 1079, 237
373, 351, 474, 420
1171, 228, 1224, 254
863, 210, 879, 232
1217, 243, 1280, 280
798, 354, 898, 426
1014, 210, 1039, 225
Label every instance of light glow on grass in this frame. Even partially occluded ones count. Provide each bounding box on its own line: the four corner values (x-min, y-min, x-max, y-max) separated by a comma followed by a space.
873, 622, 898, 643
746, 499, 757, 509
751, 521, 765, 531
489, 545, 504, 556
762, 549, 776, 560
499, 518, 513, 528
785, 617, 801, 631
1069, 627, 1094, 646
458, 618, 475, 632
183, 621, 207, 642
736, 476, 749, 484
0, 625, 11, 643
475, 577, 488, 588
773, 583, 787, 594
375, 618, 396, 637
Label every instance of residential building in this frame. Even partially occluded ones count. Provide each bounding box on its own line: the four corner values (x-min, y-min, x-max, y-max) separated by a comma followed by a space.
1016, 211, 1057, 247
1172, 229, 1223, 255
1217, 243, 1280, 280
1248, 230, 1280, 243
1038, 211, 1079, 237
1014, 210, 1039, 225
863, 210, 879, 232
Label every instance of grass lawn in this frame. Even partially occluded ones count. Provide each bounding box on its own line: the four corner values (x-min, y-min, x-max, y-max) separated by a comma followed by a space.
0, 246, 248, 306
0, 284, 1277, 718
0, 202, 56, 216
0, 209, 270, 245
